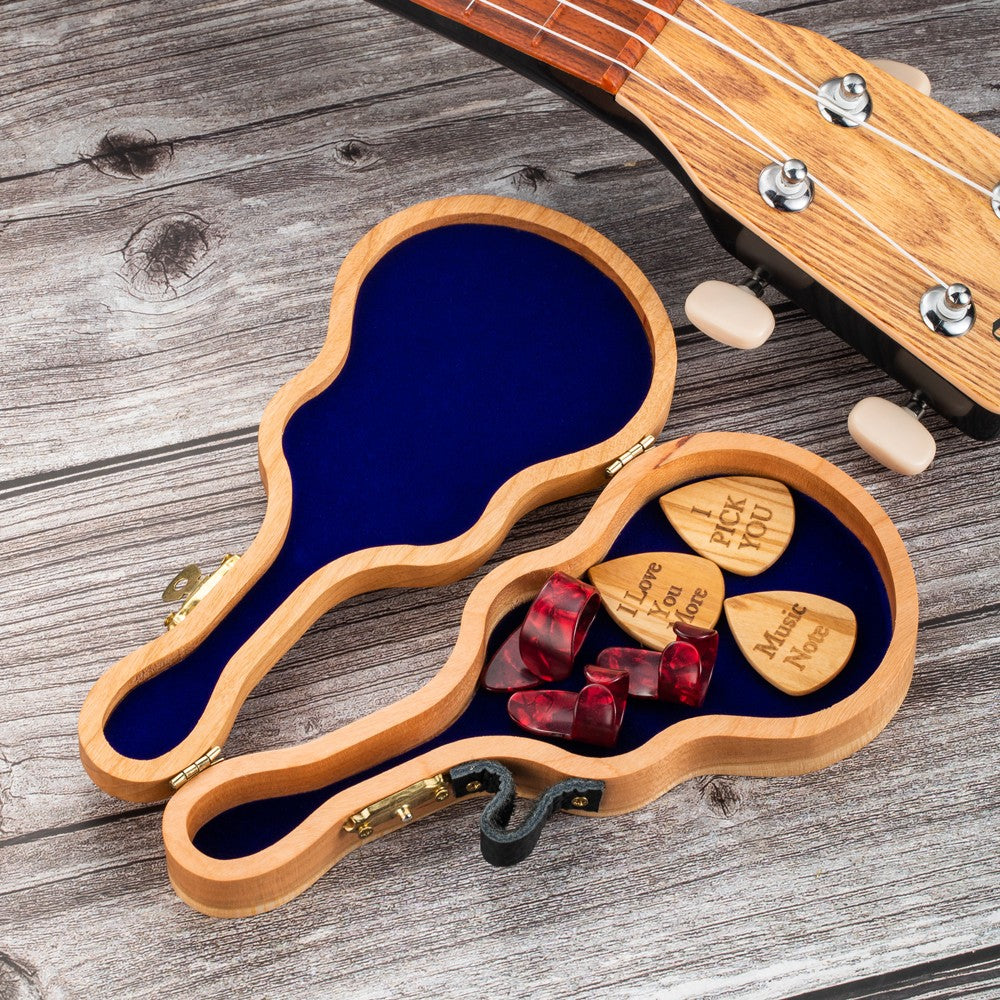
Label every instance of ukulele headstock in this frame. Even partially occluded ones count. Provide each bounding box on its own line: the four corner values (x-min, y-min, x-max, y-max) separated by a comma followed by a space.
615, 0, 1000, 427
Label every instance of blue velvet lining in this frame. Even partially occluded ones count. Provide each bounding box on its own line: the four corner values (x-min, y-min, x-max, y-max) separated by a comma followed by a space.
193, 488, 894, 860
104, 224, 654, 760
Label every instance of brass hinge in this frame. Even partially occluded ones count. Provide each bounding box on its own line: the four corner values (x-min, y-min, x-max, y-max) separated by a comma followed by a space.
605, 434, 656, 478
344, 773, 451, 841
162, 554, 240, 630
169, 746, 222, 791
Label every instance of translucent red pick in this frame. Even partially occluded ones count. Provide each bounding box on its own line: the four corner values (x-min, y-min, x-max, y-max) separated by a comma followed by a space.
596, 623, 718, 707
508, 665, 628, 747
482, 629, 538, 693
482, 572, 601, 692
672, 621, 719, 673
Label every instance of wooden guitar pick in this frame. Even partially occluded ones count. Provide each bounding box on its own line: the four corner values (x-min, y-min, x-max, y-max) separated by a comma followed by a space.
724, 591, 857, 696
588, 552, 724, 650
659, 476, 794, 576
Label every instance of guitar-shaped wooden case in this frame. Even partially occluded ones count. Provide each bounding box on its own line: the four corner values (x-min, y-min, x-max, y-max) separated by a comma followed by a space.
161, 433, 916, 916
79, 194, 676, 802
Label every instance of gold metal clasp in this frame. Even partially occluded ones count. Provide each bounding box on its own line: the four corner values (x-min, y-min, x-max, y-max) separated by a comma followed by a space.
169, 746, 222, 791
344, 773, 451, 840
162, 554, 240, 630
605, 434, 656, 478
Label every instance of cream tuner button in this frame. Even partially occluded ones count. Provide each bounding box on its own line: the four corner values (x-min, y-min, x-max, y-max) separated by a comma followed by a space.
684, 280, 776, 350
868, 59, 932, 97
848, 396, 937, 476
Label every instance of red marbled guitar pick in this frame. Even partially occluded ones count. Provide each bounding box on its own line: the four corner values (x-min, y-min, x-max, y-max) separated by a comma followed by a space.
507, 665, 628, 747
482, 571, 600, 692
671, 622, 719, 676
482, 628, 538, 693
597, 622, 718, 707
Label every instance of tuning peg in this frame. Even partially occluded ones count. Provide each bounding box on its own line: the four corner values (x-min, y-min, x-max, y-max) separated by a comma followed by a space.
868, 59, 931, 97
684, 269, 775, 349
847, 395, 936, 476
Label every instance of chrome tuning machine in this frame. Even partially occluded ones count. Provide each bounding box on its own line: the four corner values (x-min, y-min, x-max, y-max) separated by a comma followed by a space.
920, 283, 976, 337
817, 73, 873, 127
759, 159, 814, 213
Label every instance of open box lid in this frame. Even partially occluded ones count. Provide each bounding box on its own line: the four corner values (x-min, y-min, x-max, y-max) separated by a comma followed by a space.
79, 194, 678, 802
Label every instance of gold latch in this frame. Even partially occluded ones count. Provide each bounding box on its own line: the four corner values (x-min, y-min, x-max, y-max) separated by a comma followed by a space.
169, 746, 222, 791
605, 434, 656, 478
162, 554, 240, 630
344, 773, 451, 840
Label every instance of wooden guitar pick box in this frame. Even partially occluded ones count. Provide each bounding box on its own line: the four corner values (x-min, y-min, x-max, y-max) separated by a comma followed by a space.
78, 195, 917, 917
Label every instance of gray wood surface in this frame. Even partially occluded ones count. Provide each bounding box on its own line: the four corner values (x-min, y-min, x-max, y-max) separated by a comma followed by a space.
1, 0, 997, 997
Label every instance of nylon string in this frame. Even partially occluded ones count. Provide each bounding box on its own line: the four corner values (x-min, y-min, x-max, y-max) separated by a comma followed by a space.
642, 0, 995, 200
467, 0, 949, 286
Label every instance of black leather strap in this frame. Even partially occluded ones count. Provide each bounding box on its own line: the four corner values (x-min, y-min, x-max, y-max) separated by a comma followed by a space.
450, 760, 604, 867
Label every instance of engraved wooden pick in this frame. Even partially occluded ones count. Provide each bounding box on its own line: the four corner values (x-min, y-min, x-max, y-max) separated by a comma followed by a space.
659, 476, 794, 576
724, 590, 857, 696
588, 552, 724, 651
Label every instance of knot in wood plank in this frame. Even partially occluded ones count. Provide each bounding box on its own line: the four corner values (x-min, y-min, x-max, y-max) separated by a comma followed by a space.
501, 164, 551, 191
333, 138, 380, 170
119, 212, 214, 299
698, 776, 743, 818
88, 129, 173, 179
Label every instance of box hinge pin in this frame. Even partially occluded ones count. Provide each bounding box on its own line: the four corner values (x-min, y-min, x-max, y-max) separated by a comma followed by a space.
344, 773, 451, 840
162, 554, 240, 630
169, 746, 222, 791
605, 434, 656, 478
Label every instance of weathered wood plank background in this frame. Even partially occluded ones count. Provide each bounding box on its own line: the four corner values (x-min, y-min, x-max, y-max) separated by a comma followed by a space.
2, 0, 997, 996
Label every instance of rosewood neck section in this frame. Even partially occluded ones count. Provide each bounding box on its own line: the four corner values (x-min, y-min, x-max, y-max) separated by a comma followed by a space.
406, 0, 683, 92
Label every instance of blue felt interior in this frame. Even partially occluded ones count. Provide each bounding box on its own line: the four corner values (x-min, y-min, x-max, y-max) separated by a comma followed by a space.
104, 223, 653, 760
193, 488, 894, 860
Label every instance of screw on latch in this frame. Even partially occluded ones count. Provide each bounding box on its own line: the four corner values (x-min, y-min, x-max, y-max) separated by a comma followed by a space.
162, 554, 240, 630
162, 564, 205, 603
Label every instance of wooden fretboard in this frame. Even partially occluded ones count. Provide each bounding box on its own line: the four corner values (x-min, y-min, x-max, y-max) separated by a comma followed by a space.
408, 0, 682, 91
